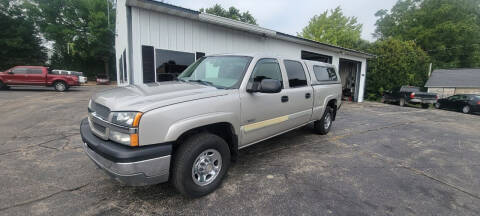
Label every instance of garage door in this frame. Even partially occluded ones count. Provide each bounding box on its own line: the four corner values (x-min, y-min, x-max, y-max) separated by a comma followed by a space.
455, 88, 480, 95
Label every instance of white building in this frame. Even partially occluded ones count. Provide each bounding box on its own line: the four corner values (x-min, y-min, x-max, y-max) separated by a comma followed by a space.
115, 0, 373, 102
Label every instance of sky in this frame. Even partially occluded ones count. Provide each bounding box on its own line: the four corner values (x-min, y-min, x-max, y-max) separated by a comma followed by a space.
167, 0, 398, 42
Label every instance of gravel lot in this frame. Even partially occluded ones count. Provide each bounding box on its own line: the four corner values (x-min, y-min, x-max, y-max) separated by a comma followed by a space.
1, 85, 480, 215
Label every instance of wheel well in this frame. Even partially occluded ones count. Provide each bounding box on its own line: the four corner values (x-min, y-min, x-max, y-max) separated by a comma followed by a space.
175, 122, 238, 161
327, 99, 338, 121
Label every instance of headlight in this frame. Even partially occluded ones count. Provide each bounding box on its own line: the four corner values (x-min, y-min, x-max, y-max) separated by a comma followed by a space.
111, 112, 143, 128
109, 130, 131, 145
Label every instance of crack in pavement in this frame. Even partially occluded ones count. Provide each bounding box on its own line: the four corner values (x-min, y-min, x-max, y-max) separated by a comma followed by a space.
0, 182, 91, 212
0, 133, 80, 156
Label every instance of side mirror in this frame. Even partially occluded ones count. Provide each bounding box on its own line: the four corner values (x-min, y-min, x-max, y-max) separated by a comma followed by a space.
7, 70, 13, 74
247, 79, 282, 93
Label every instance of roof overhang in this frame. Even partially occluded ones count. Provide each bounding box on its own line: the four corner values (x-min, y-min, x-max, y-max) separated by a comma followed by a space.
126, 0, 374, 59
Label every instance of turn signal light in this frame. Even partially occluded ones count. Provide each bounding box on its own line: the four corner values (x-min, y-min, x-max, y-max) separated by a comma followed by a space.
130, 133, 139, 147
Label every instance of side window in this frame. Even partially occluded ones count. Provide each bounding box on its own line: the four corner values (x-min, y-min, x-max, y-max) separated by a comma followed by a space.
28, 69, 43, 74
248, 58, 283, 87
284, 60, 307, 88
313, 65, 337, 81
12, 68, 28, 74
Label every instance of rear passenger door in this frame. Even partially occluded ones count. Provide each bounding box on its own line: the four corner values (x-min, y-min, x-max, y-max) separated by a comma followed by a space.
281, 60, 314, 127
26, 68, 45, 85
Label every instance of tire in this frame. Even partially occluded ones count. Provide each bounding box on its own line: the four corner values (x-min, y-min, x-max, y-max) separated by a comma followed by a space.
314, 107, 333, 135
462, 105, 471, 114
0, 81, 8, 90
399, 98, 406, 107
435, 102, 441, 109
421, 103, 429, 109
172, 132, 231, 197
54, 81, 67, 92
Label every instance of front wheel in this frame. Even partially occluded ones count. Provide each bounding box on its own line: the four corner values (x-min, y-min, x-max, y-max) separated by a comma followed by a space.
462, 105, 471, 114
314, 107, 333, 135
0, 81, 8, 90
172, 133, 230, 197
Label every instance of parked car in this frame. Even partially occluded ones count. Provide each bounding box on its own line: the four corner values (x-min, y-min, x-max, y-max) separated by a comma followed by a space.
96, 75, 110, 85
435, 94, 480, 114
382, 86, 437, 108
52, 70, 87, 84
80, 54, 343, 197
0, 66, 80, 91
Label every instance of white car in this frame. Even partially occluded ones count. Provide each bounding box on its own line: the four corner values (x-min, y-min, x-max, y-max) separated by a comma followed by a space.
52, 70, 87, 84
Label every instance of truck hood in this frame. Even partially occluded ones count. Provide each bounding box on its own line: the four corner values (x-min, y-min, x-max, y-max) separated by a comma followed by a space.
91, 81, 230, 112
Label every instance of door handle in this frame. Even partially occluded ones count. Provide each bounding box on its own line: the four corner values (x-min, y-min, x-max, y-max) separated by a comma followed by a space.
305, 93, 311, 99
281, 96, 289, 103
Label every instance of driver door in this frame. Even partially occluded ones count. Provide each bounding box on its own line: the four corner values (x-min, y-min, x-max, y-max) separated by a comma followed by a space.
239, 58, 291, 146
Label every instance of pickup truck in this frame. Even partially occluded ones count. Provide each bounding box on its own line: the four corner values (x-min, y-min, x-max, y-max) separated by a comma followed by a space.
0, 66, 80, 91
80, 54, 342, 197
382, 86, 437, 108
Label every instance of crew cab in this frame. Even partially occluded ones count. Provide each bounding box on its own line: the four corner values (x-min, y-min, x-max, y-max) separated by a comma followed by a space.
382, 86, 437, 108
80, 54, 342, 197
0, 66, 80, 91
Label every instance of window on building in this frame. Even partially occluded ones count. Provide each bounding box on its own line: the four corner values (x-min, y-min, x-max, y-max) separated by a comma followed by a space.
123, 50, 127, 83
284, 60, 307, 87
118, 56, 124, 83
142, 45, 155, 83
27, 69, 43, 74
313, 65, 338, 81
248, 58, 283, 89
155, 49, 195, 82
301, 50, 332, 63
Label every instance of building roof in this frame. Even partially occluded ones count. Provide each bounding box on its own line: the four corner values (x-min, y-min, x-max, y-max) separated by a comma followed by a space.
425, 68, 480, 88
126, 0, 374, 59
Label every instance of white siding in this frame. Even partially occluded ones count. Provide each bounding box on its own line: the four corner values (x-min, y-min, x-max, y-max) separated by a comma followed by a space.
123, 7, 368, 102
114, 0, 129, 85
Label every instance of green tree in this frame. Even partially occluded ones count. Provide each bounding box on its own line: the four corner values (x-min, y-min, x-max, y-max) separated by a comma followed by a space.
200, 4, 257, 25
0, 0, 47, 70
299, 7, 364, 50
25, 0, 115, 78
366, 38, 430, 100
374, 0, 480, 68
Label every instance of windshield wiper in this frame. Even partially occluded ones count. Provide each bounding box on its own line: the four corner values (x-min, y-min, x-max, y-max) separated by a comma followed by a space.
187, 79, 215, 87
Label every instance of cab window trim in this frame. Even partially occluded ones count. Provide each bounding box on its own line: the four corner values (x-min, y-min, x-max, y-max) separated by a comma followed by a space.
247, 58, 284, 90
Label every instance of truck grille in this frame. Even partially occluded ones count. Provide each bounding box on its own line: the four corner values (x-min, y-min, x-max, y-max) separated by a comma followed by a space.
92, 121, 106, 133
92, 102, 110, 119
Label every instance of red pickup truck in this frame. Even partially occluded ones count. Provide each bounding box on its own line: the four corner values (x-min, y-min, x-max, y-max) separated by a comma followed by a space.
0, 66, 80, 92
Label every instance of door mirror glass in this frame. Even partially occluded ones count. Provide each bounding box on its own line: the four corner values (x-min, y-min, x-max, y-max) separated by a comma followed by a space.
247, 79, 282, 93
7, 70, 13, 74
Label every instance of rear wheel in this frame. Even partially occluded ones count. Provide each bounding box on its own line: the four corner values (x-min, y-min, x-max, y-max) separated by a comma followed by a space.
172, 133, 230, 197
435, 102, 441, 109
421, 103, 429, 109
54, 81, 67, 92
314, 107, 333, 135
462, 105, 471, 114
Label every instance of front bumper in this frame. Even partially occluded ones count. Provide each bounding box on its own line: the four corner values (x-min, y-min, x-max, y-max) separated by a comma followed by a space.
80, 118, 172, 186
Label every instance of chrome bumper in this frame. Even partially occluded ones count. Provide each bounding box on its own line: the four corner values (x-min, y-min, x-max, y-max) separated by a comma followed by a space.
83, 143, 171, 186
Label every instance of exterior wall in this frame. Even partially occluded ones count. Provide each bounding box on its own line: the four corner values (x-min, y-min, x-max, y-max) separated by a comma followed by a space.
455, 88, 480, 95
122, 7, 368, 101
115, 0, 130, 84
428, 88, 455, 98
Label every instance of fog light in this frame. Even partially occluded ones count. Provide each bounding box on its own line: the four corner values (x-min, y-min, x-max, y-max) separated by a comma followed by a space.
109, 130, 131, 145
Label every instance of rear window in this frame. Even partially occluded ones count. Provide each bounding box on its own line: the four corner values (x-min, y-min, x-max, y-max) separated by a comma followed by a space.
313, 65, 337, 81
284, 60, 307, 88
28, 69, 43, 74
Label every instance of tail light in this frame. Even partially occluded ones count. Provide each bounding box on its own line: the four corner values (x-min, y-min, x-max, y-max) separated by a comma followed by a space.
410, 92, 415, 99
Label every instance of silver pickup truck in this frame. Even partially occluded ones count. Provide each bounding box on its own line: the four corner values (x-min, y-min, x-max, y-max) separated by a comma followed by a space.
80, 54, 342, 197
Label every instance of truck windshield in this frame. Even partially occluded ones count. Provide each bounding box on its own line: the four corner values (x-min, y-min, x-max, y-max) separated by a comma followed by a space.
178, 56, 252, 89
